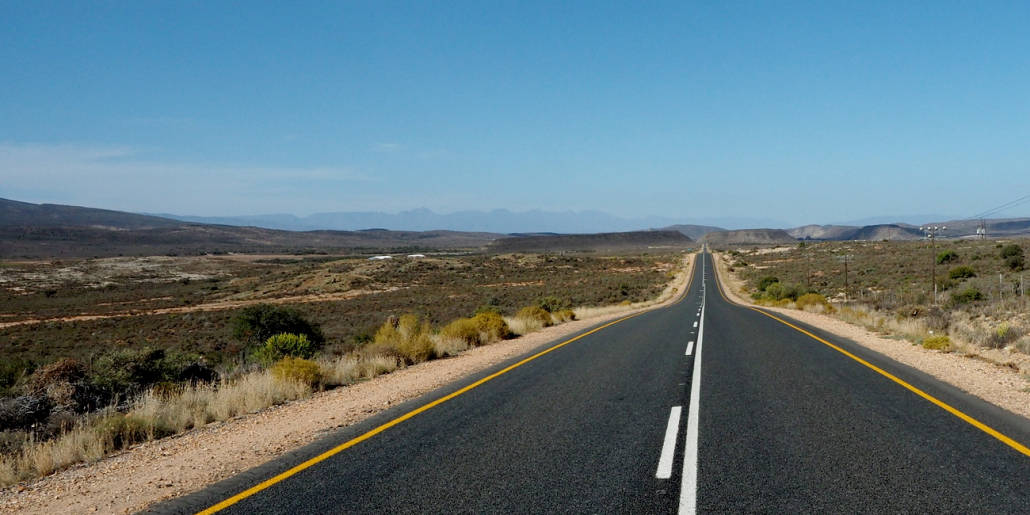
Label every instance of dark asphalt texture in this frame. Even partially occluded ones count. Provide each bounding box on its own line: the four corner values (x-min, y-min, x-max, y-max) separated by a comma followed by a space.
155, 253, 1030, 514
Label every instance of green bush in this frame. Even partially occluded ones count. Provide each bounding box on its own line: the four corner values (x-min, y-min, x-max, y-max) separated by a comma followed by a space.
253, 333, 319, 365
1006, 254, 1025, 271
1000, 244, 1024, 259
757, 276, 780, 292
936, 250, 959, 264
764, 282, 805, 301
516, 306, 553, 327
89, 348, 199, 398
948, 266, 976, 279
270, 357, 322, 387
922, 335, 952, 351
232, 304, 324, 347
951, 287, 984, 304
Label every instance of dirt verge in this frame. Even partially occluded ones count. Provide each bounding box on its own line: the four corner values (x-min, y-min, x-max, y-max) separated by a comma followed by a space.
712, 252, 1030, 421
0, 255, 695, 514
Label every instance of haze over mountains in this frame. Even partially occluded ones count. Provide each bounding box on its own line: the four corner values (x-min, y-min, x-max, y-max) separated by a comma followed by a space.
3, 198, 1030, 259
151, 209, 781, 234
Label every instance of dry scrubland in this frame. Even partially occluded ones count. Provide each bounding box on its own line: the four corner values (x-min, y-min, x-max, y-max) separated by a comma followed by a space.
722, 239, 1030, 358
0, 252, 685, 487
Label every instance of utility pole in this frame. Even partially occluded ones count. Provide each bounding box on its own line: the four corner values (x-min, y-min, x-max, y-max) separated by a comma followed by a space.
920, 225, 946, 304
837, 253, 853, 303
976, 219, 987, 240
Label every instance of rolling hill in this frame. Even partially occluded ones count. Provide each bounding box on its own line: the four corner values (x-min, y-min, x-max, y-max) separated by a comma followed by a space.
0, 199, 500, 258
486, 231, 692, 253
701, 229, 797, 246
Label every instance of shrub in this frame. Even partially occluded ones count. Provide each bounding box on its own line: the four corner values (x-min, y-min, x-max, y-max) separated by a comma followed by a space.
1000, 244, 1024, 259
757, 276, 780, 292
439, 312, 512, 348
516, 306, 553, 327
1006, 254, 1025, 271
439, 318, 482, 347
948, 266, 976, 279
552, 309, 577, 323
764, 282, 805, 302
89, 348, 199, 400
936, 250, 959, 264
270, 357, 322, 387
951, 287, 984, 304
253, 333, 319, 365
795, 293, 835, 313
372, 314, 435, 364
536, 296, 569, 313
922, 335, 952, 351
26, 358, 86, 394
232, 304, 324, 347
96, 413, 173, 450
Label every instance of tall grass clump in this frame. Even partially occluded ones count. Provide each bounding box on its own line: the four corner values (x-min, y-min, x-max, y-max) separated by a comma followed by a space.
795, 293, 835, 313
369, 314, 436, 364
435, 311, 514, 356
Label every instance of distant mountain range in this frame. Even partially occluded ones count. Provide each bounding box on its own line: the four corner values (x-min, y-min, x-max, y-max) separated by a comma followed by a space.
150, 209, 785, 234
2, 198, 1029, 258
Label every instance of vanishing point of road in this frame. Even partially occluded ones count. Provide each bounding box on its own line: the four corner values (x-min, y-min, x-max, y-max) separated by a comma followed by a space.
156, 250, 1030, 514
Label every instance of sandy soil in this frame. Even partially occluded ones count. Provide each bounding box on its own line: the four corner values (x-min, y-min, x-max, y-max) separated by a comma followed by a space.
712, 252, 1030, 421
0, 256, 695, 514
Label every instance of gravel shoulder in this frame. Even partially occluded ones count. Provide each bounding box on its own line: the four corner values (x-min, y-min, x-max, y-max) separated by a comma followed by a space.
712, 252, 1030, 421
0, 255, 695, 514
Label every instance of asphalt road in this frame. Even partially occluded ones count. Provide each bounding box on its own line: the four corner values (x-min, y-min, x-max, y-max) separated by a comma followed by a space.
157, 252, 1030, 514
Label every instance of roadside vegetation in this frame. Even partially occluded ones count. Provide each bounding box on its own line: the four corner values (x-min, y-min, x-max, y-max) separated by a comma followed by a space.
720, 240, 1029, 354
0, 252, 688, 487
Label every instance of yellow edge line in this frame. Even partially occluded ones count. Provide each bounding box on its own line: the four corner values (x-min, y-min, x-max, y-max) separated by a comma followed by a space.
197, 254, 700, 514
708, 252, 1030, 458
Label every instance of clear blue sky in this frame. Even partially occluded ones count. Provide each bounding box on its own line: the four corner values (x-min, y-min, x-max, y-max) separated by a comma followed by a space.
2, 1, 1028, 227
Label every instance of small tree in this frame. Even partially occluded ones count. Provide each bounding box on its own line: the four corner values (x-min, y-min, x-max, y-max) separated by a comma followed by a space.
232, 304, 324, 347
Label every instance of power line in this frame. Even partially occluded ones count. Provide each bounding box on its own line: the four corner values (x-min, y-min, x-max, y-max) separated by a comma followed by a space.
970, 194, 1030, 220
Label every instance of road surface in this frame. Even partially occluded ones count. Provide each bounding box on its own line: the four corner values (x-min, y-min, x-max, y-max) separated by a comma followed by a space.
156, 251, 1030, 514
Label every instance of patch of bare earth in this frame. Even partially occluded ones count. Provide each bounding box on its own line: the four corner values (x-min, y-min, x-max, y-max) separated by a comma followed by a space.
0, 256, 695, 514
713, 253, 1030, 421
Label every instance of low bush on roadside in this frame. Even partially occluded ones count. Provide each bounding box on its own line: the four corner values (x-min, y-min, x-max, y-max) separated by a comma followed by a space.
922, 335, 952, 351
270, 357, 322, 388
795, 293, 835, 313
516, 306, 553, 327
551, 309, 577, 323
370, 314, 435, 364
